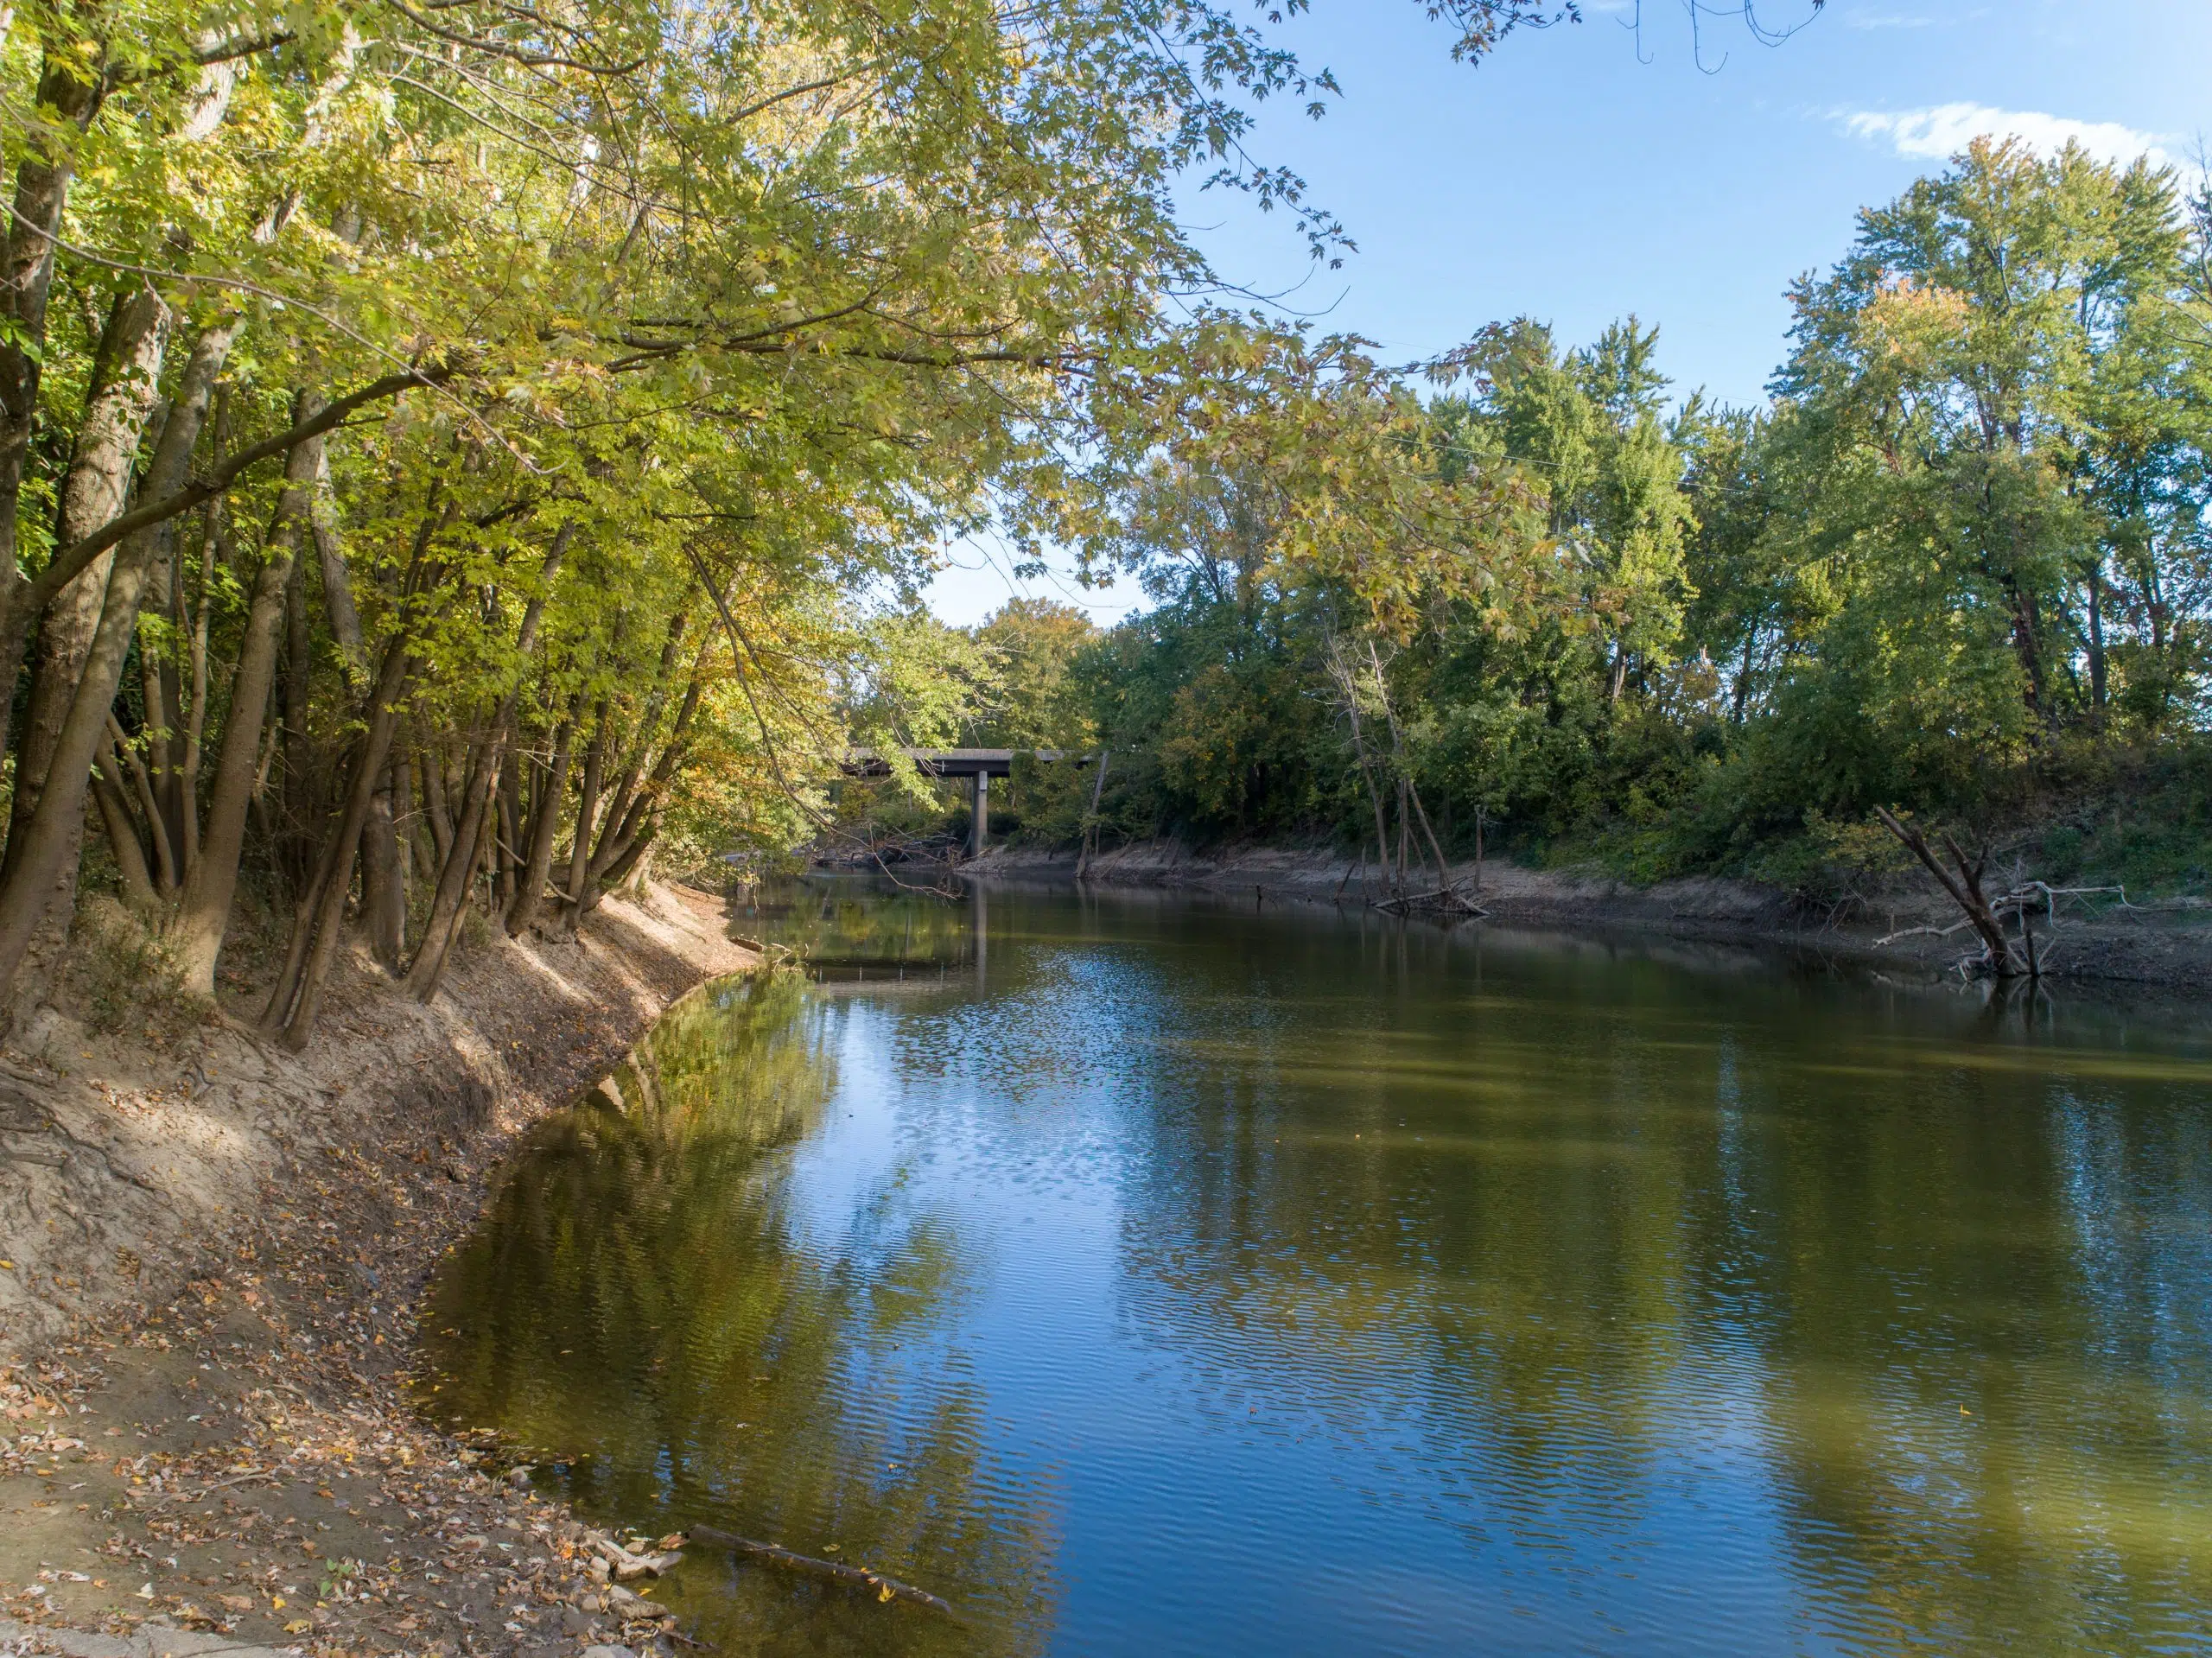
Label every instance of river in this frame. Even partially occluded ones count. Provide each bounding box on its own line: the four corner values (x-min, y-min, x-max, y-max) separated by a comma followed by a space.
420, 879, 2212, 1655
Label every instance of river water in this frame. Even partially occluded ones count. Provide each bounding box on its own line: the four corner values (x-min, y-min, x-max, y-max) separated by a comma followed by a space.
420, 880, 2212, 1656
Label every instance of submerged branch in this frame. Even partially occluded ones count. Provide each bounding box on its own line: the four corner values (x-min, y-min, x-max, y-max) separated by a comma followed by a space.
685, 1525, 957, 1618
1372, 883, 1486, 919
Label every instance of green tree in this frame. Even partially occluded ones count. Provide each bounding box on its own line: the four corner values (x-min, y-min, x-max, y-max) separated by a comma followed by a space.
1767, 137, 2203, 803
968, 600, 1100, 750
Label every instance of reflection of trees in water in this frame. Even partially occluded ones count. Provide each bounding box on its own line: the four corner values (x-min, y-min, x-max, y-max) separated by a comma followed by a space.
734, 880, 976, 975
1702, 1038, 2212, 1654
1107, 930, 2212, 1650
420, 971, 1058, 1658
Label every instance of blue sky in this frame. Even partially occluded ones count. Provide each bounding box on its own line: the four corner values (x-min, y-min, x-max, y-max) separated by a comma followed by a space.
923, 0, 2212, 626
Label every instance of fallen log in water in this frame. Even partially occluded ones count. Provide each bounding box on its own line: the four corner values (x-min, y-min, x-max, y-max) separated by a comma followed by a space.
1371, 885, 1487, 919
686, 1524, 959, 1618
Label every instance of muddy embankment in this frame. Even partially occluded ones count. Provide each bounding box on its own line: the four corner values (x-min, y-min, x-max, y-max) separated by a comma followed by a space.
969, 839, 2212, 991
0, 882, 754, 1658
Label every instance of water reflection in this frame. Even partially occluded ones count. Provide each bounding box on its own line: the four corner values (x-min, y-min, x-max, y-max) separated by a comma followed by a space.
729, 877, 978, 984
420, 972, 1059, 1656
426, 887, 2212, 1656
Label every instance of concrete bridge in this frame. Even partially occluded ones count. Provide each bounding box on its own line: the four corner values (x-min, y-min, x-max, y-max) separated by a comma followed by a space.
843, 748, 1091, 855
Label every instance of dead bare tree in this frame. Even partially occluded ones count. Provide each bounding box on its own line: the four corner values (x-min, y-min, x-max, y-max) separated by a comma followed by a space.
1321, 631, 1400, 899
1321, 630, 1482, 917
1871, 806, 2026, 976
1075, 746, 1111, 880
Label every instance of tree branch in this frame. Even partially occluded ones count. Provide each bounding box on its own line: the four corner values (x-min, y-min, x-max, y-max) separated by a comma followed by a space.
22, 365, 456, 617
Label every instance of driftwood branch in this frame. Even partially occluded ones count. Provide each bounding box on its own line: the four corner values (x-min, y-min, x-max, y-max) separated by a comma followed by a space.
1871, 806, 2025, 975
1873, 918, 1975, 947
1372, 880, 1486, 919
1995, 880, 2133, 924
687, 1524, 957, 1618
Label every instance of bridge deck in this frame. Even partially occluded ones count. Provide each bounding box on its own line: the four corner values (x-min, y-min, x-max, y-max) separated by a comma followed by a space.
843, 747, 1084, 779
840, 748, 1093, 855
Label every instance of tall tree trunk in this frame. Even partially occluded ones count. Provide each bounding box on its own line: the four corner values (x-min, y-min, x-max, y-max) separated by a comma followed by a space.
1732, 622, 1758, 723
411, 737, 503, 988
494, 749, 522, 909
1077, 746, 1110, 879
314, 440, 404, 972
107, 713, 178, 895
590, 613, 689, 865
404, 527, 570, 998
164, 379, 315, 999
168, 549, 291, 997
1365, 642, 1452, 893
132, 374, 194, 859
0, 508, 165, 998
405, 750, 440, 887
0, 51, 107, 696
139, 562, 176, 841
2087, 562, 2108, 725
175, 384, 232, 881
4, 283, 169, 871
599, 817, 660, 895
277, 436, 316, 884
361, 756, 405, 971
92, 746, 157, 911
406, 735, 502, 994
1324, 633, 1396, 901
260, 511, 453, 1035
560, 699, 610, 929
311, 447, 366, 689
0, 309, 238, 1008
1395, 778, 1409, 893
506, 705, 575, 936
261, 637, 414, 1047
420, 746, 454, 867
582, 670, 702, 909
270, 390, 336, 888
2007, 581, 2047, 718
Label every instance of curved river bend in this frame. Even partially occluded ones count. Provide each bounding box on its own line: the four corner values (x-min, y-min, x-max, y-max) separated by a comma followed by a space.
422, 882, 2212, 1656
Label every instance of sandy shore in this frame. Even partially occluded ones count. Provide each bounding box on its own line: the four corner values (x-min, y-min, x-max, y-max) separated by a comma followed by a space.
967, 839, 2212, 990
0, 883, 751, 1658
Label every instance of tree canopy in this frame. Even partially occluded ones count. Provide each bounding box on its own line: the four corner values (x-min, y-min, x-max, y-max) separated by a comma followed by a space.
5, 0, 1563, 1038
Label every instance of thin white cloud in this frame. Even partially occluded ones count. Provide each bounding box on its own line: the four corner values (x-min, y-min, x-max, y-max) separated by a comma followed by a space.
1845, 103, 2181, 174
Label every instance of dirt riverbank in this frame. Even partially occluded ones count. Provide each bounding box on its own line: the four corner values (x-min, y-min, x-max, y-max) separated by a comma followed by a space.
969, 839, 2212, 990
0, 883, 753, 1658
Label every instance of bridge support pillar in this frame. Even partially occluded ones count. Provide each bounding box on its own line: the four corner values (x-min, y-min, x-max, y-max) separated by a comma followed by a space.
970, 770, 989, 858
